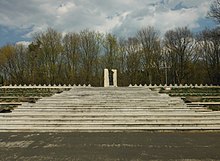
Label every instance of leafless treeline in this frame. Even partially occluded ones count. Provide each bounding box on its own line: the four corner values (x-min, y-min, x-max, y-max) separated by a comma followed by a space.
0, 26, 219, 86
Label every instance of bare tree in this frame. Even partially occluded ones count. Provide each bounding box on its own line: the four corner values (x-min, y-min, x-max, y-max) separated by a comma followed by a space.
125, 37, 142, 84
0, 45, 16, 84
102, 34, 119, 70
28, 41, 41, 84
197, 27, 220, 84
63, 32, 80, 84
79, 30, 102, 85
209, 0, 220, 23
116, 39, 129, 86
137, 26, 161, 84
32, 28, 63, 84
164, 27, 197, 84
0, 44, 28, 84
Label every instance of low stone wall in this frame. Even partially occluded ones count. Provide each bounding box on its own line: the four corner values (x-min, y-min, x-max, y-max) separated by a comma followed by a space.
129, 84, 220, 88
0, 84, 92, 89
0, 84, 219, 89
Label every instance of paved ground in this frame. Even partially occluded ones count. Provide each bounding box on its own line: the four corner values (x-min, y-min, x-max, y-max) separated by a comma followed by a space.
0, 132, 220, 161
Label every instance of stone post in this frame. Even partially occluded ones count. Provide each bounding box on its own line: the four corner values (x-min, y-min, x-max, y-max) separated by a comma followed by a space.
104, 69, 109, 87
112, 69, 117, 87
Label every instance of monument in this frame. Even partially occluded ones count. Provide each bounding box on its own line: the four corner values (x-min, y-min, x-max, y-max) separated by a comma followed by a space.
104, 69, 117, 87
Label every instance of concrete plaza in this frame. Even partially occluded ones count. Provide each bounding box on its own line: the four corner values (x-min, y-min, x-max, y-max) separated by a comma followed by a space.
0, 132, 220, 161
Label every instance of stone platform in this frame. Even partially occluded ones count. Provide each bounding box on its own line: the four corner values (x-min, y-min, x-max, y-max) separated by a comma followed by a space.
1, 87, 220, 132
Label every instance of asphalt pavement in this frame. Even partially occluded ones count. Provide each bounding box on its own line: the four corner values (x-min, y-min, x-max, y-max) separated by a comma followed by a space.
0, 132, 220, 161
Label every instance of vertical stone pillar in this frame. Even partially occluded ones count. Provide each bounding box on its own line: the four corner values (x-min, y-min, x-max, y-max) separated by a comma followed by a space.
112, 69, 117, 87
104, 69, 109, 87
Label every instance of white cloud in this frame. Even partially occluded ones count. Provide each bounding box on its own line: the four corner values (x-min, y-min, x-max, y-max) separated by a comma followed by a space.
0, 0, 216, 41
111, 0, 215, 36
16, 41, 31, 47
57, 2, 76, 15
24, 24, 49, 38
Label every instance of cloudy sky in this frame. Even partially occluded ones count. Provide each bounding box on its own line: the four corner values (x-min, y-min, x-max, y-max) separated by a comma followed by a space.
0, 0, 217, 46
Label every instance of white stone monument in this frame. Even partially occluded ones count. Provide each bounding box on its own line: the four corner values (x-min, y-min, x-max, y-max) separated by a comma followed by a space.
104, 69, 109, 87
104, 69, 117, 87
112, 69, 117, 87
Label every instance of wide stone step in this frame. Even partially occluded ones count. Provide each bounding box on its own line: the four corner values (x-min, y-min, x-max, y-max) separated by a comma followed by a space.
16, 105, 203, 108
13, 108, 209, 112
1, 120, 220, 125
0, 126, 220, 133
1, 87, 219, 132
21, 103, 185, 107
1, 125, 219, 131
27, 101, 184, 104
15, 106, 207, 110
34, 97, 182, 99
0, 123, 220, 129
2, 112, 220, 118
2, 117, 220, 122
3, 111, 206, 115
34, 102, 185, 105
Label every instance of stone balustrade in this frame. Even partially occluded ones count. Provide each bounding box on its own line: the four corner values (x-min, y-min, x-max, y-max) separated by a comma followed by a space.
0, 84, 219, 89
0, 84, 92, 89
128, 84, 220, 88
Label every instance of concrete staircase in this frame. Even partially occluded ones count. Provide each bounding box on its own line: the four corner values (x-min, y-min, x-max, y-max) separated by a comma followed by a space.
1, 87, 220, 132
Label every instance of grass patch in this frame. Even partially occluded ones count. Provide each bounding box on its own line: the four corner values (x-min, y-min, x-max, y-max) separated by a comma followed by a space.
160, 87, 220, 98
0, 88, 71, 112
0, 105, 16, 113
208, 105, 220, 111
0, 88, 70, 97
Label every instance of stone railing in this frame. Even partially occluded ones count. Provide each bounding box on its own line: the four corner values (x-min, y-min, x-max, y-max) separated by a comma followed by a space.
0, 84, 92, 89
128, 84, 220, 88
0, 84, 219, 89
